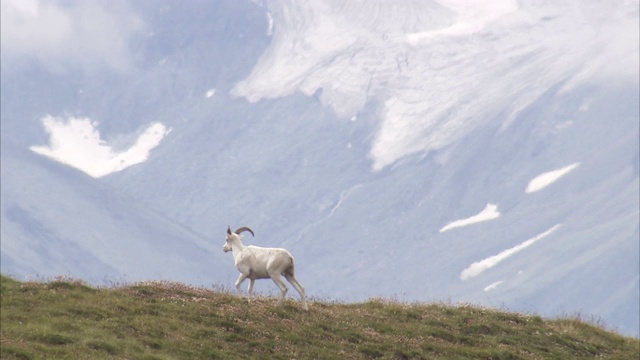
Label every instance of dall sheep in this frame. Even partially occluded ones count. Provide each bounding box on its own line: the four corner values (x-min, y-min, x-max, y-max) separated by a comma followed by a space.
223, 226, 308, 310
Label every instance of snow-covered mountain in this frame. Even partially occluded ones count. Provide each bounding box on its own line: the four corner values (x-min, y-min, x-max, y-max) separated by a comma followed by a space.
1, 0, 638, 336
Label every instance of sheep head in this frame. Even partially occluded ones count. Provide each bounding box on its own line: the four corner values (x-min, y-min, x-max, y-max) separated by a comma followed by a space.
223, 226, 254, 252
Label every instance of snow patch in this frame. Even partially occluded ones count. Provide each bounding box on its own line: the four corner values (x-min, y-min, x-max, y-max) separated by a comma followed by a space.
526, 163, 580, 193
440, 203, 500, 232
206, 89, 216, 98
460, 224, 561, 281
483, 280, 504, 292
30, 115, 170, 178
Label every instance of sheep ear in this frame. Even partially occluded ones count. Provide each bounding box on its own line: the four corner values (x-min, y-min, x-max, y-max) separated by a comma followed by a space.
227, 226, 232, 235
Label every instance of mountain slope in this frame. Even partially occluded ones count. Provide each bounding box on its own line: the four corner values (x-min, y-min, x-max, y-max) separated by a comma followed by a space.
0, 137, 233, 285
1, 0, 638, 336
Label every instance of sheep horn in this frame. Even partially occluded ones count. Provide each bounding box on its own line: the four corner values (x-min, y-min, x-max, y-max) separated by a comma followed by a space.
234, 227, 255, 237
227, 226, 232, 235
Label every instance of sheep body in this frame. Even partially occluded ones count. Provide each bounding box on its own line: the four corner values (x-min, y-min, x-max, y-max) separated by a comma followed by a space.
223, 226, 308, 310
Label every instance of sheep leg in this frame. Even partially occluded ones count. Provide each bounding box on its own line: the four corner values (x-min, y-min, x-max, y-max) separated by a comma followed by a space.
247, 279, 255, 302
270, 273, 288, 306
285, 274, 308, 311
234, 273, 248, 297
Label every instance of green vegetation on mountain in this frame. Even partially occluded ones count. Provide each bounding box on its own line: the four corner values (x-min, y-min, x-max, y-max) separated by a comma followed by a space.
1, 275, 638, 359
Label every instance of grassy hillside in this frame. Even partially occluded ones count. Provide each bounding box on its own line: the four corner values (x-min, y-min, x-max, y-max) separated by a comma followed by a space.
1, 275, 638, 359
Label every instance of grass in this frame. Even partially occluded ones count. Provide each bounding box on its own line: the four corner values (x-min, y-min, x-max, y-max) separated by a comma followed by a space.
1, 275, 638, 359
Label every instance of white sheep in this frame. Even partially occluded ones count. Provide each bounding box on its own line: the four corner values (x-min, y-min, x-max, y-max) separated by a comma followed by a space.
223, 226, 308, 310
